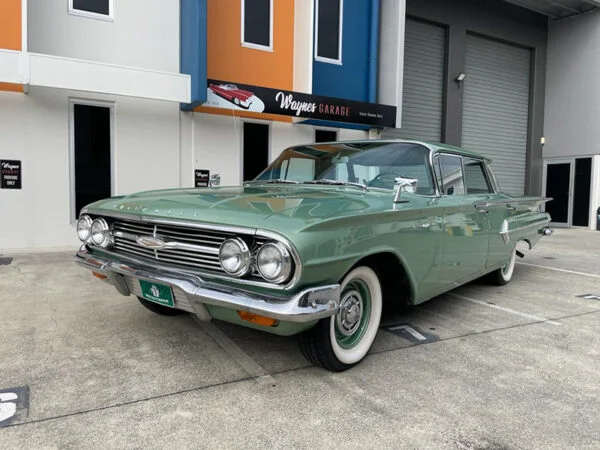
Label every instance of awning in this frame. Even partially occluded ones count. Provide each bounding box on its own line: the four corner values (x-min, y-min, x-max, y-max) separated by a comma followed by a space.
504, 0, 600, 19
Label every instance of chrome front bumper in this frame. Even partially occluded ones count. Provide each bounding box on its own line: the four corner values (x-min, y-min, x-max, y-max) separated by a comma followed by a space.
74, 246, 340, 323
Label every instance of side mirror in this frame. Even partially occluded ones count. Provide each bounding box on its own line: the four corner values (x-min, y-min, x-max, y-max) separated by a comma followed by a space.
394, 177, 418, 203
209, 174, 221, 187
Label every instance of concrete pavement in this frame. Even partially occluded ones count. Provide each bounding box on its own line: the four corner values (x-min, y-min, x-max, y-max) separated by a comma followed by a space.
0, 229, 599, 449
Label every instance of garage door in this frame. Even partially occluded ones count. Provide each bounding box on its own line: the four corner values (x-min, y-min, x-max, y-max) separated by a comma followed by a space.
382, 19, 445, 141
462, 34, 531, 195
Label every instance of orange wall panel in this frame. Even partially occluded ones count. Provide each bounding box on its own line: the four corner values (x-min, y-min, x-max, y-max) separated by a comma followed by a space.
0, 83, 24, 93
205, 0, 294, 90
0, 0, 22, 51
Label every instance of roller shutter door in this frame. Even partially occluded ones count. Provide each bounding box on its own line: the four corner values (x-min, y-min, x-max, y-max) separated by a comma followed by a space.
462, 34, 531, 195
382, 19, 445, 141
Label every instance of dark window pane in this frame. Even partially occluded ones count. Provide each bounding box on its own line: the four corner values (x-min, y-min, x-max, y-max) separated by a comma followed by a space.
317, 0, 341, 60
243, 123, 269, 181
74, 104, 111, 216
463, 158, 491, 194
244, 0, 271, 47
573, 158, 591, 227
545, 163, 570, 224
73, 0, 110, 15
315, 129, 338, 143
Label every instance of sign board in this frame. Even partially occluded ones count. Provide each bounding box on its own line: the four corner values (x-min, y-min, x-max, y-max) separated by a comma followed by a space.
204, 79, 397, 128
1, 160, 21, 189
195, 169, 210, 188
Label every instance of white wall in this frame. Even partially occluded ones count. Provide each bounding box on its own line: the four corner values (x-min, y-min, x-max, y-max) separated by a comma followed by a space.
544, 10, 600, 159
192, 113, 367, 185
0, 88, 181, 250
28, 0, 179, 72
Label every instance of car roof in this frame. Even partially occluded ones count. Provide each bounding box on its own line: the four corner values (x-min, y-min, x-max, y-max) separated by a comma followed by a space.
289, 139, 490, 162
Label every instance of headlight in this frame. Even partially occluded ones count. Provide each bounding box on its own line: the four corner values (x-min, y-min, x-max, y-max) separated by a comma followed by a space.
91, 218, 112, 248
219, 238, 251, 277
257, 242, 292, 283
77, 215, 93, 242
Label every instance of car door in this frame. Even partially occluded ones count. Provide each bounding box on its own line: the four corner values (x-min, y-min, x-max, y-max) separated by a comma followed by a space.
434, 154, 491, 285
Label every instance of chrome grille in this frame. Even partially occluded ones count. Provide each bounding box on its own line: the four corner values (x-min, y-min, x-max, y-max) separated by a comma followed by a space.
112, 220, 232, 274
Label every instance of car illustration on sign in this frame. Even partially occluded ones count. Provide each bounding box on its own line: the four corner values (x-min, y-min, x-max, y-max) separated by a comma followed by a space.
74, 140, 552, 371
208, 83, 256, 109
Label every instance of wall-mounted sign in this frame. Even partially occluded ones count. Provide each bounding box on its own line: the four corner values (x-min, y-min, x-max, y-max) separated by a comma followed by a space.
1, 160, 21, 189
204, 79, 397, 128
195, 169, 210, 188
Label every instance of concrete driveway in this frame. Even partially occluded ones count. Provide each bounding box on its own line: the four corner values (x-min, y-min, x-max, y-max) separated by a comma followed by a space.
1, 229, 599, 449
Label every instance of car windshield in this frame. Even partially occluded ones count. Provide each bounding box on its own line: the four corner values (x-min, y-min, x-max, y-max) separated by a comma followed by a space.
253, 142, 435, 195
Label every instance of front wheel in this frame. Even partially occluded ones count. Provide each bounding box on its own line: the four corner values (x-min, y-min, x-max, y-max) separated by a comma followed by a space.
487, 247, 517, 286
299, 266, 383, 371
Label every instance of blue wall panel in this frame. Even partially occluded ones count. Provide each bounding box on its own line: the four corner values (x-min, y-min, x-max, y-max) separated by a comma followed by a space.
312, 0, 379, 103
181, 0, 207, 110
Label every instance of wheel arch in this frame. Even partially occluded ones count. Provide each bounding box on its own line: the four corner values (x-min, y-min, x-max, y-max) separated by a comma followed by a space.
346, 251, 415, 309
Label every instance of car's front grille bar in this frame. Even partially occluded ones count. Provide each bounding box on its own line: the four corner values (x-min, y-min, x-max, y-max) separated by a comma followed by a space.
112, 220, 230, 274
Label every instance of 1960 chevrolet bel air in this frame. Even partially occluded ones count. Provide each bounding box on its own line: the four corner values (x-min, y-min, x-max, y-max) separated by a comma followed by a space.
74, 140, 552, 371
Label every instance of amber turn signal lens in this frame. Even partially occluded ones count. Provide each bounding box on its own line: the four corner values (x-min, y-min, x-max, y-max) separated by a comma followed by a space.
92, 272, 107, 280
237, 311, 278, 327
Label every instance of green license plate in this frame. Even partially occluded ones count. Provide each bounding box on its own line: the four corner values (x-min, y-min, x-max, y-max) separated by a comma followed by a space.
139, 280, 174, 308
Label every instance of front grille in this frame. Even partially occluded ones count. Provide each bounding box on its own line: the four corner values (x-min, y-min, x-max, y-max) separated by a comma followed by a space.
112, 220, 233, 274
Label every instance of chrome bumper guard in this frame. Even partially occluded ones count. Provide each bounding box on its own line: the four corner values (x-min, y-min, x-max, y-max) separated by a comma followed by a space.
74, 246, 340, 323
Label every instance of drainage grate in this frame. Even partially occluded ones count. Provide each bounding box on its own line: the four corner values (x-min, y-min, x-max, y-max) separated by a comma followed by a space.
0, 257, 13, 266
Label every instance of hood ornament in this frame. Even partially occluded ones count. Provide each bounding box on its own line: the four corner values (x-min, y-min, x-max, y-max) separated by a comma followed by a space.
136, 236, 166, 249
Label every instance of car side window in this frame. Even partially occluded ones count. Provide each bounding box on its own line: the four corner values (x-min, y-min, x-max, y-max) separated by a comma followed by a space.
463, 158, 492, 194
435, 154, 465, 196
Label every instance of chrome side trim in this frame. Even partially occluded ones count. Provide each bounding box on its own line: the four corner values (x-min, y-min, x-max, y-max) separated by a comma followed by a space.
74, 246, 339, 323
474, 198, 552, 209
499, 219, 552, 244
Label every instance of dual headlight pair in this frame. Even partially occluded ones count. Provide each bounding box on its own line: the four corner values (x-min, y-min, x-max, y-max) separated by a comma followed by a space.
219, 238, 292, 284
77, 215, 112, 248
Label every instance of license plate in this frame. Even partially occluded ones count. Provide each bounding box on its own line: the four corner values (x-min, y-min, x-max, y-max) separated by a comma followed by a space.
139, 280, 174, 308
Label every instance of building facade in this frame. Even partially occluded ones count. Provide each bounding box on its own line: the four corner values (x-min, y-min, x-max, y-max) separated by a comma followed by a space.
1, 0, 598, 250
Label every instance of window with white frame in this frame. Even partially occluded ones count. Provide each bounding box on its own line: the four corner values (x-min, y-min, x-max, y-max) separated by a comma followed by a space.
69, 0, 113, 20
315, 0, 343, 64
242, 0, 273, 51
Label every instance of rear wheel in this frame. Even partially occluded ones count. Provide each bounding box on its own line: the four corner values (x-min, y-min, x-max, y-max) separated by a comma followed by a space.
487, 247, 517, 286
136, 297, 186, 316
299, 266, 383, 371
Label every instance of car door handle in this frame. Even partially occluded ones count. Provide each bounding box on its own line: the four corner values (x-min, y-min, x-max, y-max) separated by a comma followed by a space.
477, 209, 489, 214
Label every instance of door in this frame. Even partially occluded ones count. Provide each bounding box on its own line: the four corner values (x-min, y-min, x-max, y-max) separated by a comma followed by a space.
544, 158, 592, 227
462, 34, 531, 196
72, 103, 112, 219
243, 122, 269, 181
545, 161, 571, 225
434, 154, 490, 285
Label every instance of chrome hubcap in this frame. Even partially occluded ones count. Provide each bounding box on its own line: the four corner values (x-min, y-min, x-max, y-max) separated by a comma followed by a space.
336, 290, 363, 336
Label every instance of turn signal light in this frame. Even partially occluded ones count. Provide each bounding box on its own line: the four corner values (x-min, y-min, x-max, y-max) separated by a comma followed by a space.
237, 311, 278, 327
92, 272, 107, 280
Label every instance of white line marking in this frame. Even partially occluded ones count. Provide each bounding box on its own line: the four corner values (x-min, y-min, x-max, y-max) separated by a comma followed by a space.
517, 262, 600, 279
387, 325, 428, 341
200, 321, 276, 386
447, 293, 562, 326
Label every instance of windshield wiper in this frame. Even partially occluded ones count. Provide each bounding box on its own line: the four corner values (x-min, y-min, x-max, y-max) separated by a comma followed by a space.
303, 179, 367, 190
245, 179, 300, 185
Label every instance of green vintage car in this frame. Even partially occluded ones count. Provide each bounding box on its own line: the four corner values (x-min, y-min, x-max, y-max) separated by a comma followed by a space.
74, 140, 551, 371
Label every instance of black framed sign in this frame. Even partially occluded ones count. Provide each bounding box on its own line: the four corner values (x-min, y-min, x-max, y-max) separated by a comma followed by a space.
1, 160, 21, 189
195, 169, 210, 188
205, 79, 397, 128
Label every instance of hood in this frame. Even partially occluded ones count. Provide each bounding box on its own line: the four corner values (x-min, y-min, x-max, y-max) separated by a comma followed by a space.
85, 185, 392, 234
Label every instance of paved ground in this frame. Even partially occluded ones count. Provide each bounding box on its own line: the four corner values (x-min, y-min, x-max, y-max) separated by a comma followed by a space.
0, 229, 599, 449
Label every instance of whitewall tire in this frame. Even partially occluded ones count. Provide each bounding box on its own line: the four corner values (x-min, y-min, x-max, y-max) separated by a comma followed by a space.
299, 266, 383, 371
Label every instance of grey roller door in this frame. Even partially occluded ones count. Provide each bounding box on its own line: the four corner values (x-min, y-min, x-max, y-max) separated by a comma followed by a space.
462, 34, 531, 195
382, 19, 445, 141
